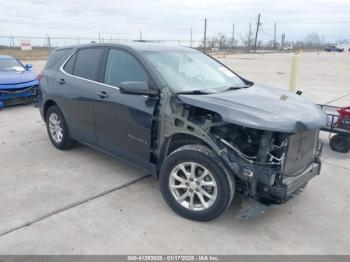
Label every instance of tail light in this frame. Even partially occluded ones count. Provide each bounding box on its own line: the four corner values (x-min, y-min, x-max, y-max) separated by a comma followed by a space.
38, 72, 43, 81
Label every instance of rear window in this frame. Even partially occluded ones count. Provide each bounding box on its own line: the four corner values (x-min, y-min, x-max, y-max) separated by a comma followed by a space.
73, 48, 104, 81
45, 48, 73, 69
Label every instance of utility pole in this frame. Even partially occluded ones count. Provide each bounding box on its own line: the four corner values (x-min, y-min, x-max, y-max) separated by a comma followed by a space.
203, 18, 207, 53
248, 22, 252, 52
190, 27, 193, 48
273, 21, 277, 49
139, 30, 142, 40
11, 35, 15, 47
98, 33, 101, 43
253, 13, 261, 53
232, 24, 235, 48
47, 35, 51, 48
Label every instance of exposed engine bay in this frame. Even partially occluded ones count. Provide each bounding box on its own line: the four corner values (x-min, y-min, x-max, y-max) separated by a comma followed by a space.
211, 124, 288, 164
160, 100, 323, 205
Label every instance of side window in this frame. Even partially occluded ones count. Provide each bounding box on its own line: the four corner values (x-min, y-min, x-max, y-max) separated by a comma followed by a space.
45, 48, 73, 69
104, 49, 148, 87
73, 48, 104, 81
63, 53, 77, 74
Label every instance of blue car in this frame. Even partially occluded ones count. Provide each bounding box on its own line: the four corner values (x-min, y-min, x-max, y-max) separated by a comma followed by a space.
0, 55, 39, 109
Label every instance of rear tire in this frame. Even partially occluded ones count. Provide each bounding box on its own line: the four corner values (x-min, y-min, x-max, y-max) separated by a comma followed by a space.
330, 134, 350, 153
46, 105, 75, 150
159, 144, 235, 221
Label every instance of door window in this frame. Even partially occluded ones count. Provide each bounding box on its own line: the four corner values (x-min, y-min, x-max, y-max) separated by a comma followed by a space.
104, 49, 148, 87
73, 48, 104, 81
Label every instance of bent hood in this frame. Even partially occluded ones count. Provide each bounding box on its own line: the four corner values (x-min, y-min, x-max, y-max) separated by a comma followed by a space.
178, 84, 327, 133
0, 70, 37, 85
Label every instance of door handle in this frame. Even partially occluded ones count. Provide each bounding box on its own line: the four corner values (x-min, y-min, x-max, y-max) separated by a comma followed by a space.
96, 91, 109, 99
58, 78, 65, 85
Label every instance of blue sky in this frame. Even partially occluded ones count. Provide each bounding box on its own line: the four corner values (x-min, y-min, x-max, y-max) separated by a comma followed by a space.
0, 0, 349, 44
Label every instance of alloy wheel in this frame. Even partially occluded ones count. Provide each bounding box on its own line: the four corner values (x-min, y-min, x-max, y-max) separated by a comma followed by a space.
169, 162, 218, 211
49, 112, 63, 143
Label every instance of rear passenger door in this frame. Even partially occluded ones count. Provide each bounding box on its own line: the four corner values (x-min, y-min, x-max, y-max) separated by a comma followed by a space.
57, 47, 105, 144
94, 48, 158, 172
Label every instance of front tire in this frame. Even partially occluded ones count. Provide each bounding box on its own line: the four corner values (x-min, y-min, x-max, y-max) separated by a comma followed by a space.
159, 145, 235, 221
46, 105, 75, 150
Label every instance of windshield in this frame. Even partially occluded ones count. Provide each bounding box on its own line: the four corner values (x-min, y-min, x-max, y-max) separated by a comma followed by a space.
0, 59, 25, 72
143, 51, 247, 93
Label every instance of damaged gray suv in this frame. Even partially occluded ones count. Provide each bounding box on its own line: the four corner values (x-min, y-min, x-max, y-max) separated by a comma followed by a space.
39, 44, 326, 221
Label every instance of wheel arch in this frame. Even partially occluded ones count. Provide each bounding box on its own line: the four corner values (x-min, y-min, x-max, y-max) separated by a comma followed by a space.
43, 99, 57, 119
166, 133, 212, 155
157, 132, 216, 176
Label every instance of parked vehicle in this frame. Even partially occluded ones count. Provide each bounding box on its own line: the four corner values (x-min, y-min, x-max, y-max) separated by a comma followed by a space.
0, 55, 38, 109
324, 45, 344, 52
39, 44, 326, 221
281, 45, 293, 51
320, 105, 350, 153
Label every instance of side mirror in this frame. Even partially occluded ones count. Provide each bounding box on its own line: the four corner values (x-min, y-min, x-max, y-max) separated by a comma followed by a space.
119, 81, 157, 96
25, 64, 33, 70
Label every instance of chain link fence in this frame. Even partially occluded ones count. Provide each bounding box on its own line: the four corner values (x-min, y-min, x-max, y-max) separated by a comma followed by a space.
0, 34, 306, 60
0, 35, 205, 49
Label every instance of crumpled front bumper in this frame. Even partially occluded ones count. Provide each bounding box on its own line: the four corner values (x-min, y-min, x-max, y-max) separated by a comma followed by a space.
268, 162, 321, 201
0, 80, 39, 109
237, 160, 321, 219
261, 139, 323, 203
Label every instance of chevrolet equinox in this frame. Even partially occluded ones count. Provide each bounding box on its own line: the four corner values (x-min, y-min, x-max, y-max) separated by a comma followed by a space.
39, 44, 326, 221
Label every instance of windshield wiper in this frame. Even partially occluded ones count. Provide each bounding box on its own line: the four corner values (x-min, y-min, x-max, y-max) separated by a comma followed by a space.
176, 90, 211, 95
221, 85, 250, 92
225, 86, 244, 91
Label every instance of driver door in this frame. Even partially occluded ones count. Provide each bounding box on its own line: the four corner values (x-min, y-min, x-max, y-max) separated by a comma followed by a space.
94, 48, 158, 172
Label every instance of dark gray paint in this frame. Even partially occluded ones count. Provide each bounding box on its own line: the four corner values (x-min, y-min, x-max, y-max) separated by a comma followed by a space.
40, 44, 161, 174
178, 84, 327, 133
39, 43, 324, 201
54, 69, 97, 144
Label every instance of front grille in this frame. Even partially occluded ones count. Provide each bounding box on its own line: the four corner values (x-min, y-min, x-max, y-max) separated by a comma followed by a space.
282, 130, 318, 177
0, 85, 36, 95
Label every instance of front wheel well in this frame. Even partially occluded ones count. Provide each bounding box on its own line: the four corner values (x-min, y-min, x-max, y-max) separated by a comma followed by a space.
156, 133, 213, 172
167, 133, 211, 156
